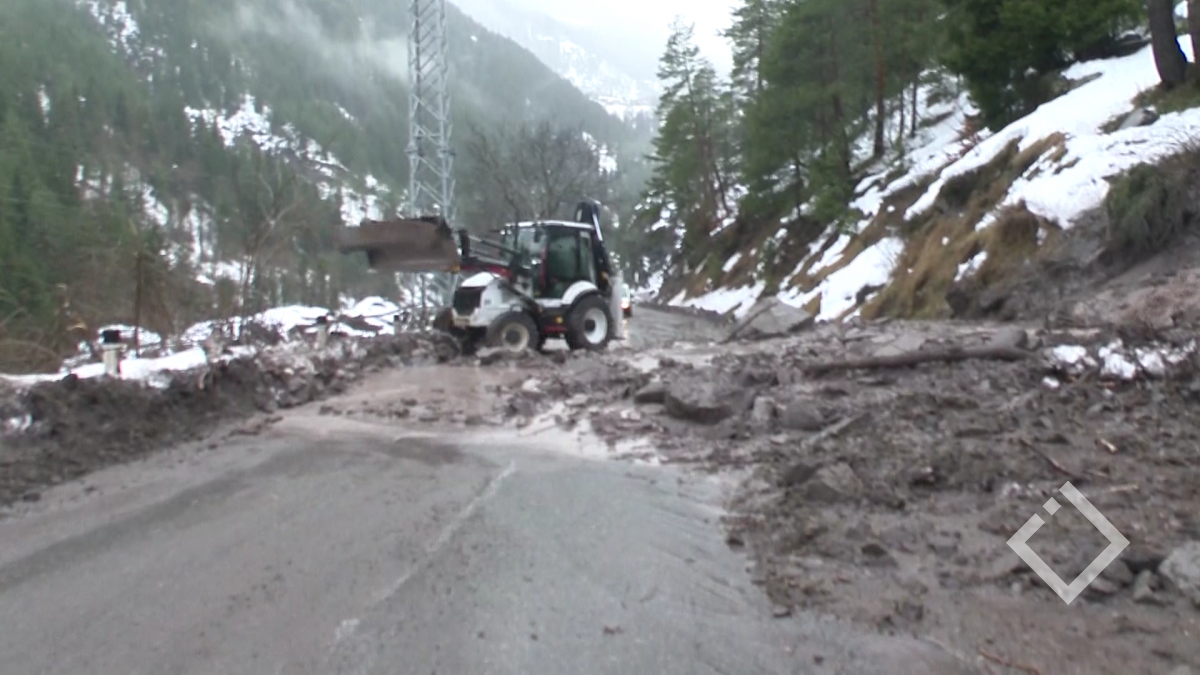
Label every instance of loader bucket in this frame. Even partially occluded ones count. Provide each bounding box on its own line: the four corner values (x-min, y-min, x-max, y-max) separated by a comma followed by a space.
336, 217, 461, 272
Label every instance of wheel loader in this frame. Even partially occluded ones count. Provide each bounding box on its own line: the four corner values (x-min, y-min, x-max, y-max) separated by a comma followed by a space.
336, 201, 625, 354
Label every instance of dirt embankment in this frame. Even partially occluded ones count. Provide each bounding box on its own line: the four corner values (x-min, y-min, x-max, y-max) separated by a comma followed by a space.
504, 318, 1200, 675
0, 334, 449, 507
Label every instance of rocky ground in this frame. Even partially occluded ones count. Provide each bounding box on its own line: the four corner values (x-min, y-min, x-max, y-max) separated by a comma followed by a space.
2, 302, 1198, 674
475, 318, 1200, 675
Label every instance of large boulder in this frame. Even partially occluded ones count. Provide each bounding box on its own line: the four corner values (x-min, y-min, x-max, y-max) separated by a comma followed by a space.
663, 375, 754, 424
723, 297, 814, 342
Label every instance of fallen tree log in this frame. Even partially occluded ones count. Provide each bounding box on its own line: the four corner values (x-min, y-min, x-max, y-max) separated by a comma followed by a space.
799, 345, 1031, 376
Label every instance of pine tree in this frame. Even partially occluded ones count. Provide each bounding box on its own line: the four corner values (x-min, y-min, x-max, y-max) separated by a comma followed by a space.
647, 18, 738, 261
941, 0, 1144, 127
723, 0, 784, 103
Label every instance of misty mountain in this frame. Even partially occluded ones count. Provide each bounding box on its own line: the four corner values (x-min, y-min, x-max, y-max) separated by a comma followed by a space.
450, 0, 662, 119
0, 0, 644, 368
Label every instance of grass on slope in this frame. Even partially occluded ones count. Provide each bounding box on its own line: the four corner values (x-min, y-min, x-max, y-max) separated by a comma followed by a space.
863, 133, 1068, 319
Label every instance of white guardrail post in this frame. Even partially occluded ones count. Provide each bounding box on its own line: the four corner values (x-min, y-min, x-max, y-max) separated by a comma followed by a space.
316, 315, 330, 349
100, 329, 123, 378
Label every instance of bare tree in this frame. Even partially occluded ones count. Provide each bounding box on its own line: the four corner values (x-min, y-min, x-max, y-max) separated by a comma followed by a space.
229, 152, 304, 337
463, 120, 614, 224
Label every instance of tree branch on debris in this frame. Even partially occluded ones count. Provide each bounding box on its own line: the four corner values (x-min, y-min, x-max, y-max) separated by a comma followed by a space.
799, 344, 1030, 375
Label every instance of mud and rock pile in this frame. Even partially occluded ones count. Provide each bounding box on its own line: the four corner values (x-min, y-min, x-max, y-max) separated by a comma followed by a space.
0, 333, 445, 507
516, 319, 1200, 674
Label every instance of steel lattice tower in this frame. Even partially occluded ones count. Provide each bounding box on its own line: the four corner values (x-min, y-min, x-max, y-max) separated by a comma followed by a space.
407, 0, 456, 311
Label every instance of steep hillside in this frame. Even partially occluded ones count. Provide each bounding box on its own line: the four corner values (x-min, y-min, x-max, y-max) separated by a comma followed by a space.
663, 36, 1200, 326
651, 2, 1200, 332
0, 0, 637, 370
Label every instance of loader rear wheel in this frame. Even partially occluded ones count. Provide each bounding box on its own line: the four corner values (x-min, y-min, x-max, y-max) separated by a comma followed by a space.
565, 294, 612, 351
486, 311, 540, 353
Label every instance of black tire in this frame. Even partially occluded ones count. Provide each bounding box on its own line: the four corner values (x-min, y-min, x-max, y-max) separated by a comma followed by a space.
432, 307, 453, 333
485, 311, 540, 352
565, 294, 613, 351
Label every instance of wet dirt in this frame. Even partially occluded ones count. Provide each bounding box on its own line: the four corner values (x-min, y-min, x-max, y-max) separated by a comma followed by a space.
3, 297, 1199, 674
509, 319, 1200, 675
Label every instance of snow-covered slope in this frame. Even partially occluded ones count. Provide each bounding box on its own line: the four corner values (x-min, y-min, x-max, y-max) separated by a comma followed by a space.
669, 35, 1200, 322
451, 0, 657, 119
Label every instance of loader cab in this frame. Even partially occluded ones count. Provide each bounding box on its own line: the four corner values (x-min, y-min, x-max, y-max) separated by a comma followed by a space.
503, 221, 608, 299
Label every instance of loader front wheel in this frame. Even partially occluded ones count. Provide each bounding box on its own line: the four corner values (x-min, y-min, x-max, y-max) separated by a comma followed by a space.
486, 311, 540, 353
565, 294, 612, 351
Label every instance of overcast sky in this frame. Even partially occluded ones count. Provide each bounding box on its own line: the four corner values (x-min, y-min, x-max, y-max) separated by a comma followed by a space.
537, 0, 738, 72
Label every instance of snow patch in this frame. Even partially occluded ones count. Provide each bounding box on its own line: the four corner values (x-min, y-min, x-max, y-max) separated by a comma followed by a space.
1048, 339, 1195, 380
907, 39, 1200, 228
673, 282, 765, 319
2, 298, 409, 386
781, 237, 903, 321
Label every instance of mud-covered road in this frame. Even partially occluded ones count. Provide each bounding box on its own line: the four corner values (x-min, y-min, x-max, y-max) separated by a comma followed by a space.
0, 306, 973, 674
0, 390, 972, 674
4, 304, 1197, 674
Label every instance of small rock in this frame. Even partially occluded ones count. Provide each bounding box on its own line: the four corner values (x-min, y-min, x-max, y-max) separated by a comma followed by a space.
477, 347, 517, 365
1123, 545, 1167, 573
872, 332, 926, 358
750, 396, 776, 426
566, 394, 589, 407
861, 542, 889, 558
1100, 559, 1134, 586
778, 401, 825, 432
1159, 541, 1200, 606
771, 604, 793, 618
1132, 570, 1165, 605
894, 599, 925, 623
989, 326, 1029, 349
1083, 577, 1120, 599
798, 463, 863, 503
633, 382, 667, 404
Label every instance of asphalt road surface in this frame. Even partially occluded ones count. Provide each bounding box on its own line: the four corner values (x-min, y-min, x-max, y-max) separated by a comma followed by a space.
0, 311, 979, 675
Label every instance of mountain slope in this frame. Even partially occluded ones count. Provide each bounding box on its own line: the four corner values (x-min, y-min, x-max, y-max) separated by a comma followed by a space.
0, 0, 637, 370
661, 36, 1200, 329
450, 0, 659, 120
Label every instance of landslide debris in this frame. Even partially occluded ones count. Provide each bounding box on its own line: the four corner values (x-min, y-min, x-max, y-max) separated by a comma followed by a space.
0, 333, 443, 507
509, 318, 1200, 675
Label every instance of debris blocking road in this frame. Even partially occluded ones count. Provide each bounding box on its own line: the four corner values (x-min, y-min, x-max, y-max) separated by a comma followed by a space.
0, 333, 449, 508
504, 318, 1200, 675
